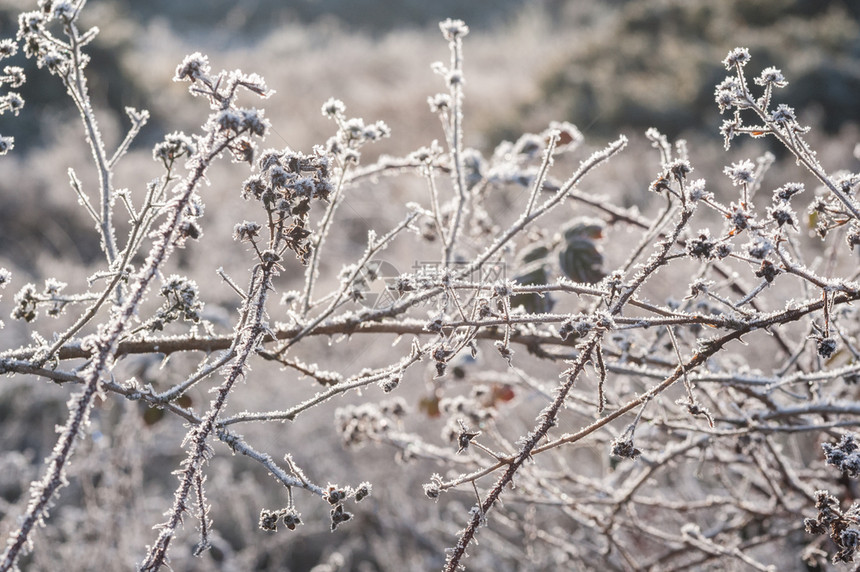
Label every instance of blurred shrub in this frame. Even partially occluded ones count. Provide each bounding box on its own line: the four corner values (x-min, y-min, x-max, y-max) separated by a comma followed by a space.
513, 0, 860, 139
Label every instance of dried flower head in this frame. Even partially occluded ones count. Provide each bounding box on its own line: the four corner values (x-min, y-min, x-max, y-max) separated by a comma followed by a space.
773, 182, 804, 202
755, 66, 788, 88
686, 231, 716, 260
770, 104, 797, 126
822, 434, 860, 478
428, 93, 451, 113
321, 97, 346, 119
259, 509, 280, 532
722, 47, 751, 69
174, 52, 210, 82
0, 39, 18, 60
439, 19, 469, 41
817, 337, 837, 359
768, 204, 797, 228
283, 508, 302, 531
233, 221, 261, 242
0, 136, 13, 155
724, 160, 755, 186
610, 436, 641, 459
329, 504, 353, 531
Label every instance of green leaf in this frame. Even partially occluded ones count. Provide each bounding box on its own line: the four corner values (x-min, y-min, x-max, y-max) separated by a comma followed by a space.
562, 219, 604, 242
519, 242, 551, 265
558, 219, 605, 284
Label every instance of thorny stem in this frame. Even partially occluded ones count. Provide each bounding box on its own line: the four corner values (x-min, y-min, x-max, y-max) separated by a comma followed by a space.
216, 429, 325, 496
139, 260, 275, 571
154, 350, 236, 402
523, 131, 558, 218
31, 269, 125, 367
68, 168, 99, 224
0, 127, 237, 572
274, 212, 417, 356
5, 23, 860, 570
301, 162, 351, 315
439, 312, 743, 506
109, 108, 149, 170
731, 65, 860, 221
443, 29, 468, 268
424, 162, 450, 250
666, 325, 695, 402
3, 268, 853, 369
220, 346, 424, 426
65, 20, 118, 265
774, 127, 860, 221
462, 136, 628, 279
443, 207, 696, 571
619, 192, 675, 275
31, 160, 177, 368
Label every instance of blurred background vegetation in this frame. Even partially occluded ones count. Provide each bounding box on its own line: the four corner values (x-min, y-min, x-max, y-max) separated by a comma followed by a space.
2, 2, 860, 569
2, 0, 859, 148
3, 0, 859, 319
515, 0, 860, 139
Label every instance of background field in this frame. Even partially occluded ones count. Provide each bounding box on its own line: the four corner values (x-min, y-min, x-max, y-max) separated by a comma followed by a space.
2, 1, 860, 570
